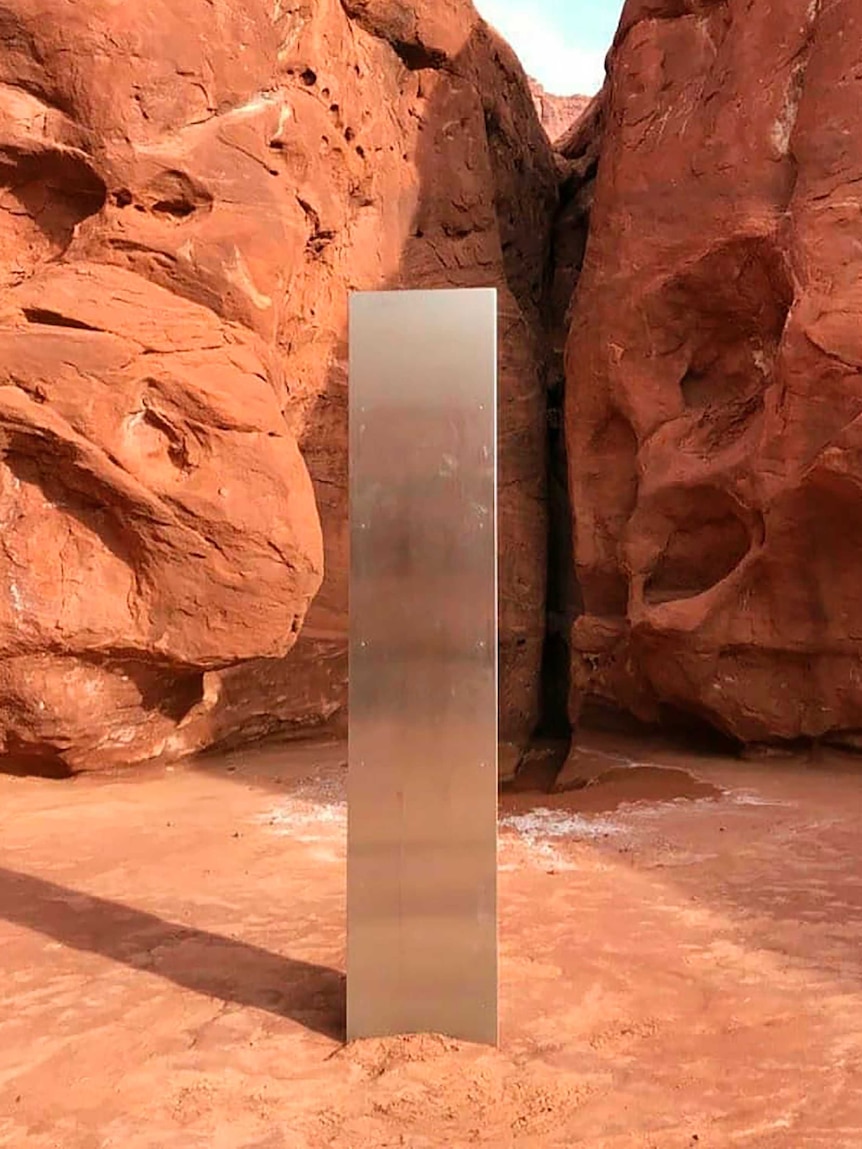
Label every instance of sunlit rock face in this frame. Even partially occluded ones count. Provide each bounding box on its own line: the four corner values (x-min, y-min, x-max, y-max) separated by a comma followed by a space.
566, 0, 862, 747
0, 0, 558, 772
528, 79, 592, 144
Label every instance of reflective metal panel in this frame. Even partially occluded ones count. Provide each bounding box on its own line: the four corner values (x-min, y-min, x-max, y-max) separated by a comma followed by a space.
347, 288, 498, 1046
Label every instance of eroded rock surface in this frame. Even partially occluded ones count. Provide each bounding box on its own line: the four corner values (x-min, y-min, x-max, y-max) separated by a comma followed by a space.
528, 79, 592, 145
566, 0, 862, 746
0, 0, 557, 771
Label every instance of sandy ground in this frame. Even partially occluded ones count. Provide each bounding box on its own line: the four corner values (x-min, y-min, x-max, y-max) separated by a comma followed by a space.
1, 734, 862, 1148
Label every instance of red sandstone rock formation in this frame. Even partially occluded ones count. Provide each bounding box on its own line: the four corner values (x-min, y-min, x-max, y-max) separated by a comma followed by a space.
528, 79, 592, 145
566, 0, 862, 747
0, 0, 557, 772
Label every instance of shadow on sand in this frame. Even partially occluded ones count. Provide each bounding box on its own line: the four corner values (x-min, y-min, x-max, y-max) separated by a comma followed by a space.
0, 865, 345, 1040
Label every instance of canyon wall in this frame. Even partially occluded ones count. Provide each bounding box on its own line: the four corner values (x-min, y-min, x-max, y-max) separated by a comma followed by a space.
566, 0, 862, 748
528, 79, 592, 145
6, 0, 862, 772
0, 0, 558, 772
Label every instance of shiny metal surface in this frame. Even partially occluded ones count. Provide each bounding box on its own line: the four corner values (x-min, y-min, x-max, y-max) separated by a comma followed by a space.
347, 288, 498, 1046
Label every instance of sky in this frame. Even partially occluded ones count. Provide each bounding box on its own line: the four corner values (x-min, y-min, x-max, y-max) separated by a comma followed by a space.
473, 0, 625, 95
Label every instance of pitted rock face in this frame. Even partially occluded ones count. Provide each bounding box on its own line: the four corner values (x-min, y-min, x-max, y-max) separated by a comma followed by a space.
0, 0, 558, 771
0, 1, 327, 769
566, 0, 862, 746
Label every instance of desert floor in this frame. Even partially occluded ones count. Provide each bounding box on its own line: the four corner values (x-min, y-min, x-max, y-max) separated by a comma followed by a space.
2, 733, 861, 1147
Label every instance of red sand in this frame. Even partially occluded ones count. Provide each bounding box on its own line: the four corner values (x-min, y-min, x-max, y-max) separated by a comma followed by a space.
2, 734, 862, 1147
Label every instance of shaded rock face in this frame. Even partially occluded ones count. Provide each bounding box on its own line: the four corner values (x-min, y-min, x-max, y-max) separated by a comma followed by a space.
542, 97, 605, 736
528, 79, 592, 145
0, 0, 557, 772
565, 0, 862, 747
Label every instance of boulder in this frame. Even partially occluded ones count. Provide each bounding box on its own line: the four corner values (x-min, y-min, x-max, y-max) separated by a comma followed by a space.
0, 0, 558, 771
